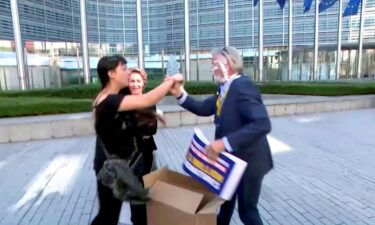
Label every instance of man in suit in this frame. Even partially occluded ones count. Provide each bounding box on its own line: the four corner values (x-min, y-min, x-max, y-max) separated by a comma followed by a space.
170, 46, 273, 225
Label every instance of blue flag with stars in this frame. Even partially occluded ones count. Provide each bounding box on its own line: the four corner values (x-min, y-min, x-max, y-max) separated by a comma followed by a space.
277, 0, 287, 9
343, 0, 361, 17
254, 0, 286, 9
304, 0, 313, 13
319, 0, 338, 13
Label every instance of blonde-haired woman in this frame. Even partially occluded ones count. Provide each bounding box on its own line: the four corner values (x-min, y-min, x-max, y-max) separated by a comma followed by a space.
122, 67, 162, 225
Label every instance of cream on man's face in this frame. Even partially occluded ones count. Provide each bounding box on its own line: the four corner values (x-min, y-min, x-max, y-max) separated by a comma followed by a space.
211, 54, 229, 83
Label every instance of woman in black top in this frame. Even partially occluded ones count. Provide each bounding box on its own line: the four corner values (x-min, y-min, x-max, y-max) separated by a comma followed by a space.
91, 56, 182, 225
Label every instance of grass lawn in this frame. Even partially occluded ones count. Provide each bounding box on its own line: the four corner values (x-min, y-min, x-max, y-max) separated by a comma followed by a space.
1, 81, 375, 118
258, 81, 375, 96
0, 97, 92, 118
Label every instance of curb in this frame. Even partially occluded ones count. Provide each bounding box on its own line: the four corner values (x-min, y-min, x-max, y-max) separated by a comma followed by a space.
1, 95, 375, 143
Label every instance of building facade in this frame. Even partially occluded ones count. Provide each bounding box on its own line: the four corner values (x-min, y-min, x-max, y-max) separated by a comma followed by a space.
1, 0, 374, 53
0, 0, 374, 89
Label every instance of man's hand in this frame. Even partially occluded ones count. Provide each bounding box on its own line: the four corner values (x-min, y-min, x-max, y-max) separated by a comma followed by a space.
165, 73, 185, 97
170, 84, 185, 97
205, 139, 225, 161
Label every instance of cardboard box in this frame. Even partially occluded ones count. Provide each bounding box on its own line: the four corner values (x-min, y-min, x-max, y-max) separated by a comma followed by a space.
144, 168, 224, 225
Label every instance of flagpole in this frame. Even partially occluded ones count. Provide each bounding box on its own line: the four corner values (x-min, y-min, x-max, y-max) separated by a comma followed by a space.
336, 0, 343, 80
288, 0, 293, 80
80, 0, 90, 84
184, 0, 191, 81
136, 0, 144, 69
357, 0, 366, 79
10, 0, 27, 90
313, 0, 319, 80
224, 0, 229, 46
259, 0, 264, 81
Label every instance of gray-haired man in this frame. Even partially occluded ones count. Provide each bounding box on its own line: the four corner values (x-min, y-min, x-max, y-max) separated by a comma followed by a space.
171, 46, 273, 225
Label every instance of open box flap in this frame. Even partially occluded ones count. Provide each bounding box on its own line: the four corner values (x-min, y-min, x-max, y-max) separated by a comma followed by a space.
197, 197, 225, 214
149, 180, 204, 214
144, 168, 210, 193
143, 167, 169, 188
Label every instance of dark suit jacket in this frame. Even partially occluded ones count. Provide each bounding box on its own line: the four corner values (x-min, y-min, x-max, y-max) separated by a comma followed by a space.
181, 75, 273, 177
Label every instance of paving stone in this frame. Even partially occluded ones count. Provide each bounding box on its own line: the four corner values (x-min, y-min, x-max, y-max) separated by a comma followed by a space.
295, 103, 306, 114
0, 126, 9, 143
1, 109, 375, 225
285, 104, 297, 116
266, 105, 275, 117
72, 119, 95, 136
180, 111, 198, 125
197, 115, 213, 124
29, 122, 53, 140
164, 112, 181, 127
8, 124, 31, 142
274, 104, 286, 117
51, 120, 74, 138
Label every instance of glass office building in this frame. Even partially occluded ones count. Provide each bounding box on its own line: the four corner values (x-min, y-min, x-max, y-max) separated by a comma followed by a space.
0, 0, 374, 89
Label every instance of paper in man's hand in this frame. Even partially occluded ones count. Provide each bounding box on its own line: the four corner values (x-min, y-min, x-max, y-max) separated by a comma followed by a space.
166, 55, 180, 75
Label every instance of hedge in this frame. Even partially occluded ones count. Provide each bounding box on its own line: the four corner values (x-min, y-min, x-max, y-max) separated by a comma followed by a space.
1, 81, 375, 99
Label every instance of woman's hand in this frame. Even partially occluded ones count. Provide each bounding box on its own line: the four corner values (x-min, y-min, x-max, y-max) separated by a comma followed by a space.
156, 109, 166, 125
165, 73, 184, 83
171, 73, 184, 84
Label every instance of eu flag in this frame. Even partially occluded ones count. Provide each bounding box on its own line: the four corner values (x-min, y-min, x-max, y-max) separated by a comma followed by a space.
343, 0, 361, 17
319, 0, 338, 13
277, 0, 287, 9
254, 0, 286, 9
304, 0, 313, 13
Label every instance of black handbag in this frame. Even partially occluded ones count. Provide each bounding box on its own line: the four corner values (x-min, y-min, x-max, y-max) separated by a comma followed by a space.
97, 137, 149, 204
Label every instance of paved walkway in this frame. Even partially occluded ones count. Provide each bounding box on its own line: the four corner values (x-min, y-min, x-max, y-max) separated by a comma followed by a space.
0, 109, 374, 225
